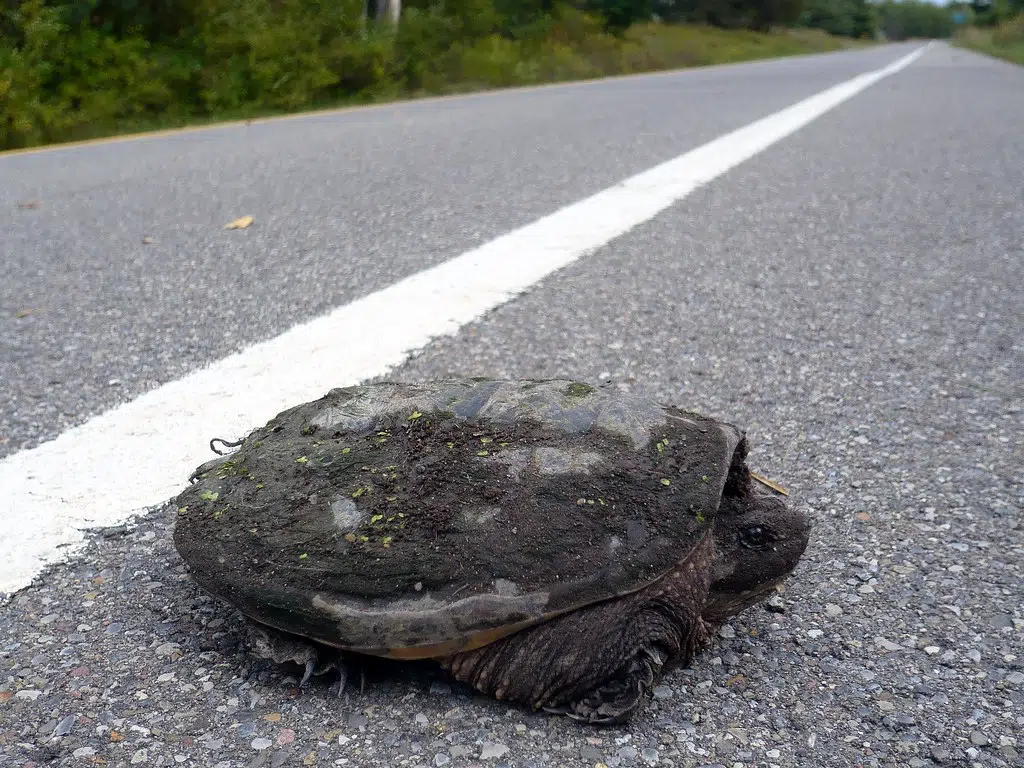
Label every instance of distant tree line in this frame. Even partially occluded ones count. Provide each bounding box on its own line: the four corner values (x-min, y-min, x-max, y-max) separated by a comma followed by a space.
2, 0, 1020, 151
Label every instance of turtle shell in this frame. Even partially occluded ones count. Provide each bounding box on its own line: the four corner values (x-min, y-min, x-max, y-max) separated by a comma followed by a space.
172, 379, 749, 659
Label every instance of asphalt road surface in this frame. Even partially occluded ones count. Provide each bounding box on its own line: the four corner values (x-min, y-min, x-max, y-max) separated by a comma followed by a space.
1, 40, 1022, 768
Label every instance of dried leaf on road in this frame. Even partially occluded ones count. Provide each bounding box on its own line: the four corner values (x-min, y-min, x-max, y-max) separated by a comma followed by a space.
223, 215, 254, 230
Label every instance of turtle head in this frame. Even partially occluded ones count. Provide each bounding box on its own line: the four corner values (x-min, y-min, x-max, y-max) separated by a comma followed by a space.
703, 483, 811, 624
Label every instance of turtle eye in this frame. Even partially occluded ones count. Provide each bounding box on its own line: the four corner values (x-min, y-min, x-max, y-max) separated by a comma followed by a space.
739, 524, 775, 550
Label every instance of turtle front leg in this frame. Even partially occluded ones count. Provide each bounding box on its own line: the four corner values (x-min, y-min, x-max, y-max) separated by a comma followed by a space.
549, 644, 668, 724
440, 558, 713, 724
246, 623, 363, 695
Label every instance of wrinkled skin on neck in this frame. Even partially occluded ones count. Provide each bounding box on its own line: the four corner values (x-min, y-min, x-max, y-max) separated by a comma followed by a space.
703, 486, 812, 625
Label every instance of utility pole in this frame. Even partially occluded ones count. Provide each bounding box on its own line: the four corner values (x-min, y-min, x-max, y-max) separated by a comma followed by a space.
376, 0, 401, 24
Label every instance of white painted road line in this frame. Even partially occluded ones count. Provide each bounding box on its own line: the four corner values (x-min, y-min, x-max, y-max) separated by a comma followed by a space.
0, 44, 931, 596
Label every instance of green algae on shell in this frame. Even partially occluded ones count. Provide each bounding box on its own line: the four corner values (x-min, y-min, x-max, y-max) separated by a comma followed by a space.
172, 378, 753, 656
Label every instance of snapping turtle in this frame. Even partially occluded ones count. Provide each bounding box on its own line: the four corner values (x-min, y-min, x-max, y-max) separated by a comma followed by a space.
172, 378, 809, 723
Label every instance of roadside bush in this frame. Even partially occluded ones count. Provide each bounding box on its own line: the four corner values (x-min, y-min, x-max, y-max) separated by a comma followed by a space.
1, 0, 858, 151
956, 12, 1024, 63
0, 0, 185, 147
192, 0, 352, 111
877, 0, 955, 40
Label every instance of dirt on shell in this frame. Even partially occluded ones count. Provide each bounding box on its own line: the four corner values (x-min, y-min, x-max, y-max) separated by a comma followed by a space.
173, 400, 742, 621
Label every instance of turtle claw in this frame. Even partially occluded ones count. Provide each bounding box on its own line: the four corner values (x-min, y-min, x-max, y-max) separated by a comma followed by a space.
332, 655, 367, 698
300, 658, 317, 688
541, 704, 571, 716
559, 645, 667, 725
336, 663, 348, 697
247, 623, 342, 691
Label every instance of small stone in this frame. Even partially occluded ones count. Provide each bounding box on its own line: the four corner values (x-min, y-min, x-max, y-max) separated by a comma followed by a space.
142, 237, 154, 244
997, 746, 1019, 762
923, 646, 940, 655
131, 749, 148, 764
931, 746, 950, 762
970, 732, 990, 746
480, 742, 509, 760
718, 625, 736, 639
1004, 671, 1024, 685
415, 713, 429, 725
908, 759, 926, 767
765, 595, 786, 612
15, 690, 42, 700
155, 642, 182, 659
857, 584, 875, 594
806, 629, 823, 639
73, 747, 96, 759
434, 755, 451, 767
252, 738, 273, 751
877, 701, 895, 712
875, 637, 902, 652
581, 745, 604, 761
641, 747, 660, 765
765, 749, 781, 758
277, 729, 295, 746
618, 746, 638, 759
347, 713, 368, 728
52, 715, 75, 737
824, 604, 843, 617
716, 739, 737, 755
652, 685, 673, 700
966, 649, 981, 663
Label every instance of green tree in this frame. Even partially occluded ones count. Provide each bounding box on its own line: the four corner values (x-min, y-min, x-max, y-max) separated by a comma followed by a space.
585, 0, 654, 32
748, 0, 804, 31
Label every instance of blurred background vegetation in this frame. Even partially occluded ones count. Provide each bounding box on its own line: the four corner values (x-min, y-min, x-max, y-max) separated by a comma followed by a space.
1, 0, 1021, 150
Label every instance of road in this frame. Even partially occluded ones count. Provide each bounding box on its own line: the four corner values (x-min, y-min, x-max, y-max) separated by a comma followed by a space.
1, 40, 1022, 768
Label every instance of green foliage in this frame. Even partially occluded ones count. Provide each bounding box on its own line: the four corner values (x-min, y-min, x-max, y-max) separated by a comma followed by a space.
1, 0, 858, 151
1, 0, 185, 147
877, 0, 956, 39
956, 12, 1024, 62
586, 0, 654, 32
800, 0, 875, 37
969, 0, 1019, 26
